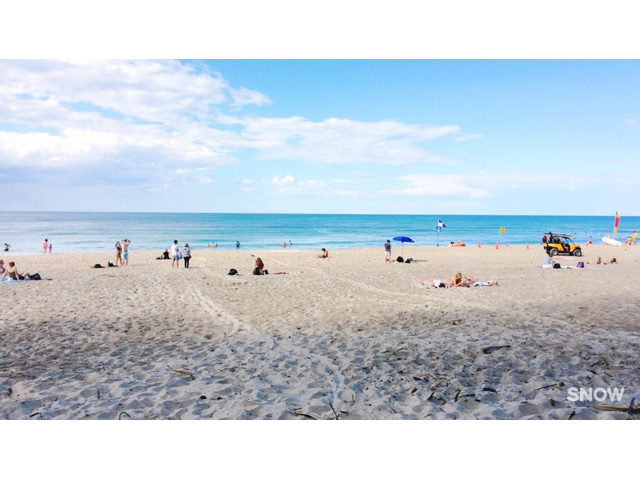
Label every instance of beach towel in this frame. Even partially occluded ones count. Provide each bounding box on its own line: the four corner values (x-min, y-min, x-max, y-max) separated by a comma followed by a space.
1, 277, 28, 283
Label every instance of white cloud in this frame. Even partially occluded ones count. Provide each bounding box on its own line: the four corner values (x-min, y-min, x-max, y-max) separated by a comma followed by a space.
0, 60, 479, 190
453, 133, 483, 142
272, 175, 295, 185
386, 171, 640, 200
241, 187, 255, 192
239, 178, 254, 184
387, 174, 490, 198
242, 116, 460, 165
198, 177, 216, 184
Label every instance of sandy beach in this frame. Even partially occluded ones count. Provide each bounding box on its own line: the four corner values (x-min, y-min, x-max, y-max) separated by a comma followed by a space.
1, 244, 638, 420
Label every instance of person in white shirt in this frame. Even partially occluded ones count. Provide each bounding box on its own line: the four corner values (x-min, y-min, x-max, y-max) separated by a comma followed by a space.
170, 240, 180, 268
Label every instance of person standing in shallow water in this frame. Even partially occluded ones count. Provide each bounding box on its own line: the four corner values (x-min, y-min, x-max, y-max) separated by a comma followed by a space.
49, 243, 52, 254
43, 239, 48, 254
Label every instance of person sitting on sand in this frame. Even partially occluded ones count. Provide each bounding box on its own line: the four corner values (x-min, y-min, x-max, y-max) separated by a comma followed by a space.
596, 256, 602, 265
543, 254, 555, 269
156, 249, 170, 260
318, 248, 329, 258
610, 257, 617, 264
1, 261, 25, 281
252, 257, 269, 275
0, 259, 5, 275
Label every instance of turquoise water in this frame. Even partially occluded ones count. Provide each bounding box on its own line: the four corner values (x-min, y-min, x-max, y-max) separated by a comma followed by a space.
0, 212, 637, 254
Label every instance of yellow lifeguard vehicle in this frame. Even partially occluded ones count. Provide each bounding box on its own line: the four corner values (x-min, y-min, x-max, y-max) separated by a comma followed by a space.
542, 233, 582, 257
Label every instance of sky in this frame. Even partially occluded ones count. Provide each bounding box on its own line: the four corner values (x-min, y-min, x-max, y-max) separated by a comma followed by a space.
1, 59, 639, 215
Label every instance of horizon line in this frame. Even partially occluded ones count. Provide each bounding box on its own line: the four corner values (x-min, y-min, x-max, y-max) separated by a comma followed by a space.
0, 210, 634, 217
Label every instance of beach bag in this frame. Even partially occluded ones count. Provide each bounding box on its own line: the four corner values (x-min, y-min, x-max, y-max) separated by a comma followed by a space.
28, 273, 41, 280
228, 268, 238, 275
405, 258, 413, 264
577, 262, 584, 268
396, 256, 404, 263
553, 263, 561, 269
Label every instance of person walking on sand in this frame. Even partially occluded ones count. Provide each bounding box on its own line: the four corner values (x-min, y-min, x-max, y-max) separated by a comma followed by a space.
384, 239, 392, 264
183, 243, 191, 268
43, 239, 48, 254
122, 239, 130, 265
171, 240, 180, 268
115, 241, 123, 266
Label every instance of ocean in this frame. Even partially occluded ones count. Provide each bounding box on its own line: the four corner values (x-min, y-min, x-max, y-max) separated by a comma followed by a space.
0, 212, 637, 255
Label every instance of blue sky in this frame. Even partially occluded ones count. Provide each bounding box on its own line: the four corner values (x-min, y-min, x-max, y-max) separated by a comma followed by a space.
1, 60, 639, 214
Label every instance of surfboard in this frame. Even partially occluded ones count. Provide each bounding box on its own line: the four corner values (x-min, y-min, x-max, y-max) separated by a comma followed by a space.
602, 237, 622, 246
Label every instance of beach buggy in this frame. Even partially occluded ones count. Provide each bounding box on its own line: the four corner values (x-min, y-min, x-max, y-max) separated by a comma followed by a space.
542, 233, 583, 257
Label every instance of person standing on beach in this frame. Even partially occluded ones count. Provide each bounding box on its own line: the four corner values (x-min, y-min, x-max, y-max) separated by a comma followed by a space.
122, 239, 130, 265
43, 239, 48, 254
49, 243, 52, 254
171, 240, 180, 268
385, 239, 391, 264
115, 241, 123, 266
183, 243, 191, 268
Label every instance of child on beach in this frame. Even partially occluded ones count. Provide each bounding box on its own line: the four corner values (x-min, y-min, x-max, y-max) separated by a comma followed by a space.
48, 244, 52, 254
385, 240, 391, 264
318, 248, 329, 258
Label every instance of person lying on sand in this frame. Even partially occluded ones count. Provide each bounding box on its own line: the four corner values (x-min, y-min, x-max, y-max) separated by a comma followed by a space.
449, 272, 474, 287
318, 248, 329, 258
252, 257, 269, 275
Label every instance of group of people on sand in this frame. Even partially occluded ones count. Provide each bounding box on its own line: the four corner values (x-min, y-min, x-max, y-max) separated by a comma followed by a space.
168, 240, 192, 268
114, 239, 131, 266
419, 273, 495, 289
0, 258, 40, 282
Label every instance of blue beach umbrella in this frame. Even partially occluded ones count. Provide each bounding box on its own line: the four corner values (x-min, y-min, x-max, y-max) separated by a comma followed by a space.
392, 236, 415, 256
